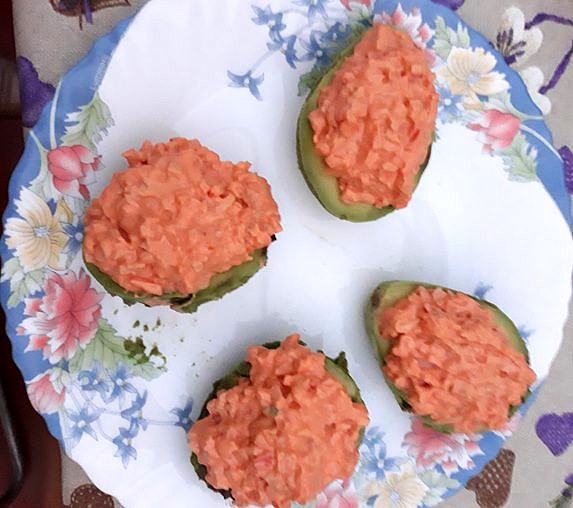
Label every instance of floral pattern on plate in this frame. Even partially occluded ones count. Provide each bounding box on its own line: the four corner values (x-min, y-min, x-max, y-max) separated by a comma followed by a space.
228, 1, 561, 186
1, 87, 192, 467
1, 0, 571, 506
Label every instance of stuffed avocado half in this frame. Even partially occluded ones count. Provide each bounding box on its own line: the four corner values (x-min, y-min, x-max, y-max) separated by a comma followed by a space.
297, 23, 438, 222
84, 246, 269, 313
190, 341, 364, 494
188, 335, 368, 507
82, 137, 282, 314
365, 280, 535, 434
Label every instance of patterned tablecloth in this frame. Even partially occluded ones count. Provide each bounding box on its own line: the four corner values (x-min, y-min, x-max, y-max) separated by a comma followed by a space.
9, 0, 573, 507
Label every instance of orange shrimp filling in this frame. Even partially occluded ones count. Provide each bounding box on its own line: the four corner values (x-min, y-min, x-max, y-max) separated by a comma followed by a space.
188, 335, 369, 508
83, 138, 281, 296
309, 23, 438, 208
378, 287, 535, 433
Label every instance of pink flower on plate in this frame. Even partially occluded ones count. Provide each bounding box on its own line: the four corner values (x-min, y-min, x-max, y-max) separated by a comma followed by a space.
493, 412, 522, 438
403, 418, 484, 475
375, 4, 434, 59
468, 109, 521, 153
316, 479, 358, 508
47, 145, 100, 199
18, 270, 103, 363
340, 0, 371, 9
26, 372, 65, 414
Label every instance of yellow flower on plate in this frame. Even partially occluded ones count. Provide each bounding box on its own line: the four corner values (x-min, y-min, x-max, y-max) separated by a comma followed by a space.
439, 47, 509, 106
5, 188, 68, 272
365, 463, 428, 508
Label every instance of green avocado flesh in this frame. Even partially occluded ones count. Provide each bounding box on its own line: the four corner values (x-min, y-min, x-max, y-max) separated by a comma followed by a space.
191, 341, 365, 498
365, 280, 531, 433
296, 30, 432, 222
84, 247, 267, 314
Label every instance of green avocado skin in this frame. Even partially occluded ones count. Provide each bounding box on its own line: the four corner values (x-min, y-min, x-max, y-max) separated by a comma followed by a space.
84, 247, 267, 314
296, 31, 432, 222
365, 280, 531, 434
190, 341, 366, 499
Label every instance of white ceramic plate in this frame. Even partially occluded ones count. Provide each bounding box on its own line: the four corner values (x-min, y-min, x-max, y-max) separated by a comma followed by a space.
2, 0, 572, 506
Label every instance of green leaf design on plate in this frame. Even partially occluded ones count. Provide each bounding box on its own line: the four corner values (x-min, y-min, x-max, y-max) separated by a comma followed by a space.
433, 16, 470, 60
61, 92, 114, 151
1, 257, 20, 282
486, 91, 535, 121
0, 257, 44, 308
499, 133, 538, 181
68, 318, 166, 379
27, 139, 60, 203
420, 469, 461, 507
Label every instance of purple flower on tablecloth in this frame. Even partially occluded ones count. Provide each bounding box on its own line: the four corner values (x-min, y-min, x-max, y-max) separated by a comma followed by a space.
535, 413, 573, 456
52, 0, 93, 22
49, 0, 131, 29
495, 8, 542, 67
550, 474, 573, 507
16, 57, 55, 129
430, 0, 465, 10
558, 146, 573, 194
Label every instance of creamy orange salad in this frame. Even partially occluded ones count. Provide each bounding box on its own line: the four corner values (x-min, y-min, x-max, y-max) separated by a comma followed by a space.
189, 335, 369, 508
378, 286, 535, 433
83, 138, 281, 296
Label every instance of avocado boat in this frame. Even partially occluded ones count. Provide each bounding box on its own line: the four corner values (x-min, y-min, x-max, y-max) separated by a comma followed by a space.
365, 280, 533, 433
84, 245, 270, 313
296, 24, 436, 222
190, 340, 365, 500
82, 137, 282, 314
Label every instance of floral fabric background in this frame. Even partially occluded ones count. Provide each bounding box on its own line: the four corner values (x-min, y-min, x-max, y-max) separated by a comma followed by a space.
7, 0, 573, 507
